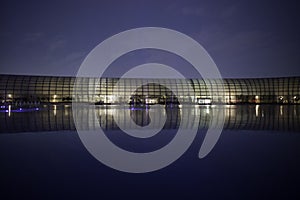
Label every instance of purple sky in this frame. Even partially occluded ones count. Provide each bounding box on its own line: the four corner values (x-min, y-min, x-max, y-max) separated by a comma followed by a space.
0, 0, 299, 78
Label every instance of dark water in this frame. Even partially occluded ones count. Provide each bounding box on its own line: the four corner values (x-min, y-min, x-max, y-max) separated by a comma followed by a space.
1, 105, 300, 199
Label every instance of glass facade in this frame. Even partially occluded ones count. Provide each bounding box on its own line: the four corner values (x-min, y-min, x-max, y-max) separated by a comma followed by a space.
0, 74, 299, 105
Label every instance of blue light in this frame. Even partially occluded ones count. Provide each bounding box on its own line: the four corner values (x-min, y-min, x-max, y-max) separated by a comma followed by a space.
129, 107, 145, 111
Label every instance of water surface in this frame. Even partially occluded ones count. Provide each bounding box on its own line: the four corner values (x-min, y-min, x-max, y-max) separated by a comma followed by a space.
0, 105, 299, 199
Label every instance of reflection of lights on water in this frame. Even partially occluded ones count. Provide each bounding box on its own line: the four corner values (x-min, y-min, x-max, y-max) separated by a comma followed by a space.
225, 105, 234, 108
107, 108, 116, 115
98, 107, 116, 116
3, 106, 39, 113
255, 105, 259, 117
195, 105, 199, 115
224, 105, 236, 117
64, 104, 71, 116
280, 105, 283, 116
8, 105, 11, 117
54, 105, 57, 116
205, 105, 210, 114
65, 109, 69, 116
64, 108, 69, 116
255, 104, 265, 117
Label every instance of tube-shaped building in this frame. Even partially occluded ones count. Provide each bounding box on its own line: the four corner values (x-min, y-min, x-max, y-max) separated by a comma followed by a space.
0, 74, 299, 105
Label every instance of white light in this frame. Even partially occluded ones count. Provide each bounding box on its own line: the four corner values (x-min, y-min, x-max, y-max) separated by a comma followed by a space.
255, 105, 259, 117
54, 105, 57, 116
204, 99, 211, 104
255, 95, 259, 99
8, 105, 11, 117
52, 95, 57, 103
145, 98, 157, 104
104, 95, 116, 103
8, 94, 12, 98
205, 106, 210, 114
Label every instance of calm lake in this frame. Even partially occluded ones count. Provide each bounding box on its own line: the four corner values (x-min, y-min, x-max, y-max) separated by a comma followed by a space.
1, 104, 300, 199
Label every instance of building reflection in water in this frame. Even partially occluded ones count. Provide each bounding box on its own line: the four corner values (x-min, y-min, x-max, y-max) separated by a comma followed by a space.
0, 104, 300, 133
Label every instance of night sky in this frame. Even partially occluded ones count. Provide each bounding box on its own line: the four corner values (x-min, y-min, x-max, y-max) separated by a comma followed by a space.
0, 0, 299, 78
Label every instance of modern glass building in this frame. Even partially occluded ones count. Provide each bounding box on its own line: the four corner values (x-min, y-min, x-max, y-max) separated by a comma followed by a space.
0, 74, 299, 105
